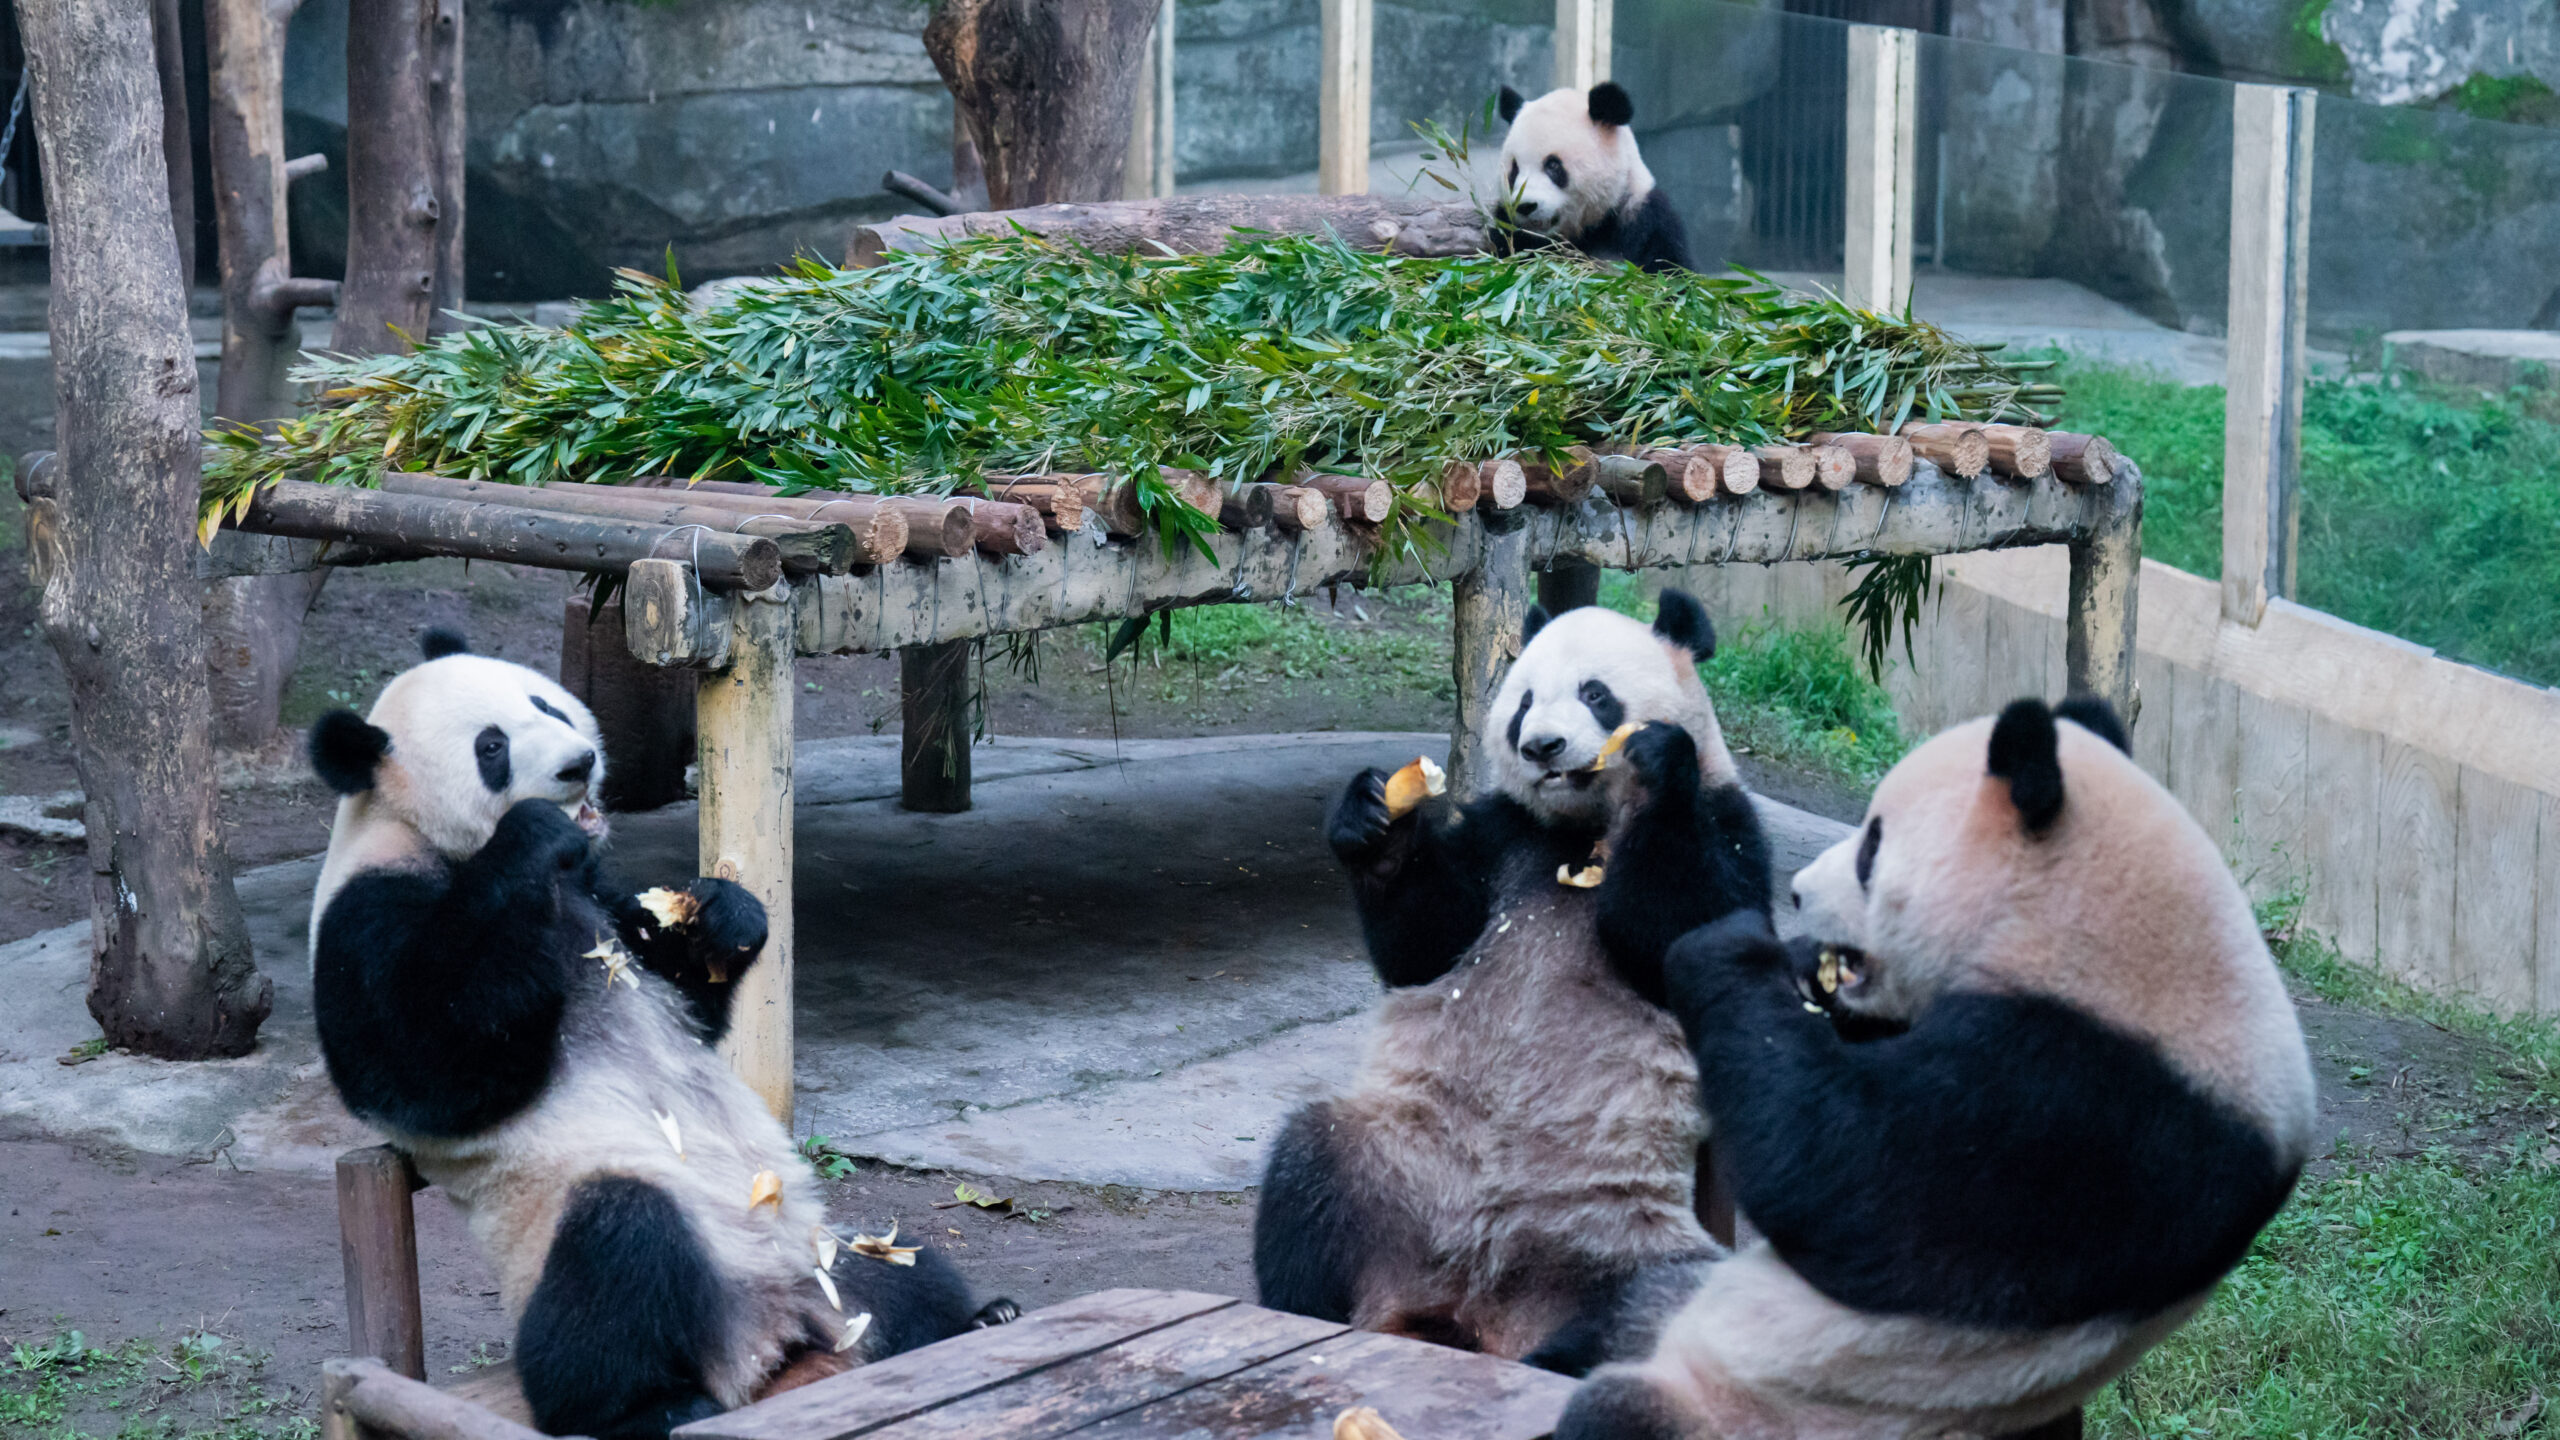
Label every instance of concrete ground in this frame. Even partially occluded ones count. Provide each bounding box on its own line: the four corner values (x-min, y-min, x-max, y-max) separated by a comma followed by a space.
0, 731, 1851, 1191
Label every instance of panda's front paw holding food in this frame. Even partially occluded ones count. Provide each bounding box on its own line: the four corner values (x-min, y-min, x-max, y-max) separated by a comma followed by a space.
1326, 769, 1401, 867
485, 799, 593, 875
1614, 720, 1701, 803
684, 877, 768, 960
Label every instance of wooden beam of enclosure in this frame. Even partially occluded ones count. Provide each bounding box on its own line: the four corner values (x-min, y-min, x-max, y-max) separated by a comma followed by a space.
1554, 0, 1612, 90
321, 1358, 549, 1440
1318, 0, 1373, 197
1843, 24, 1917, 317
334, 1146, 426, 1383
2222, 83, 2315, 628
703, 585, 797, 1122
790, 462, 2119, 656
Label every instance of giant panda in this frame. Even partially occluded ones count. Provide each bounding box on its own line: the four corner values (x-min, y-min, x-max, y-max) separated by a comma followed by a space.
1558, 696, 2317, 1439
1255, 592, 1771, 1372
1497, 82, 1694, 273
306, 630, 1011, 1440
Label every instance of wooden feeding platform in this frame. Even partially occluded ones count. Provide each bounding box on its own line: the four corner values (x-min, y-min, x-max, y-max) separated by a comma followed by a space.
179, 425, 2141, 1118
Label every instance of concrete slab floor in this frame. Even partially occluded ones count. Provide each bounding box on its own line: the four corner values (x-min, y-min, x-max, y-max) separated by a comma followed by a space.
0, 732, 1849, 1192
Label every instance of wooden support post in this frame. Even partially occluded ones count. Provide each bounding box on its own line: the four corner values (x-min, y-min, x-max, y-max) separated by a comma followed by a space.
334, 1146, 425, 1383
1537, 557, 1600, 616
1317, 0, 1372, 196
702, 585, 797, 1122
2221, 83, 2314, 628
1123, 0, 1175, 200
1554, 0, 1612, 90
561, 592, 695, 812
2065, 474, 2141, 722
1843, 24, 1917, 316
1449, 522, 1531, 799
901, 640, 974, 813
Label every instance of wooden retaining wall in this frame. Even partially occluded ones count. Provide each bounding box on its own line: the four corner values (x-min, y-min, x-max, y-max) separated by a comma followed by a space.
1685, 549, 2560, 1017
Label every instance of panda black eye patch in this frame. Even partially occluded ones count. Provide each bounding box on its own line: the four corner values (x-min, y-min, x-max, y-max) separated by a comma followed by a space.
530, 695, 572, 726
1855, 817, 1882, 888
1543, 156, 1569, 189
1507, 690, 1533, 753
475, 725, 512, 792
1577, 679, 1624, 732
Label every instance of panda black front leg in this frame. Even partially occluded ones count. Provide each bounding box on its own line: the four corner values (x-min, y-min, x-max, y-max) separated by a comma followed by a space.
516, 1175, 730, 1440
606, 876, 769, 1042
1327, 768, 1495, 989
1596, 722, 1773, 1006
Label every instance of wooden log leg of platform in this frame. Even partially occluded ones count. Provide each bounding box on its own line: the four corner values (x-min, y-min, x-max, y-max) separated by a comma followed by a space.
900, 640, 974, 814
335, 1145, 426, 1383
703, 584, 797, 1121
561, 593, 695, 812
1536, 556, 1600, 616
2065, 479, 2142, 722
1449, 522, 1532, 799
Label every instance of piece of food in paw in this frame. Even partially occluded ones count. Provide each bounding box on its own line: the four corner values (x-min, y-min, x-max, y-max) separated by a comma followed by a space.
1556, 838, 1610, 888
637, 886, 703, 930
1381, 755, 1447, 819
1589, 721, 1642, 770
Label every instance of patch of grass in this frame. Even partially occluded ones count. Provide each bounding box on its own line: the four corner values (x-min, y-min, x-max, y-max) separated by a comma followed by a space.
2093, 1154, 2560, 1438
0, 1329, 312, 1440
2049, 359, 2560, 686
2436, 72, 2560, 128
1086, 588, 1456, 712
1600, 573, 1909, 788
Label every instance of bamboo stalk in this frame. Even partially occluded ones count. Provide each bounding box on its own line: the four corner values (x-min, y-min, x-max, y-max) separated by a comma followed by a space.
2048, 431, 2119, 485
1261, 484, 1332, 534
1808, 432, 1913, 487
622, 477, 909, 565
1897, 421, 1989, 479
1477, 457, 1528, 510
956, 497, 1046, 556
236, 479, 782, 590
1751, 444, 1816, 491
1438, 458, 1482, 512
382, 475, 856, 574
1301, 472, 1393, 523
1685, 443, 1760, 496
1980, 424, 2053, 479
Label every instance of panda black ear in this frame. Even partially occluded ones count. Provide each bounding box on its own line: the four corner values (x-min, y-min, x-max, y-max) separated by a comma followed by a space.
1986, 698, 2065, 834
1653, 589, 1714, 659
2055, 694, 2132, 754
421, 627, 471, 660
1521, 604, 1551, 647
311, 709, 392, 795
1588, 81, 1635, 128
1498, 85, 1525, 123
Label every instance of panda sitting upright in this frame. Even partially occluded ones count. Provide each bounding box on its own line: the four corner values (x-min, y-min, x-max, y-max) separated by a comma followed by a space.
1255, 592, 1770, 1371
1497, 81, 1693, 273
307, 630, 1010, 1440
1560, 697, 2316, 1439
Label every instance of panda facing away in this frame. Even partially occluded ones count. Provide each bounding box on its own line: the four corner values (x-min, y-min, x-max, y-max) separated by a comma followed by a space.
306, 630, 1011, 1440
1559, 697, 2316, 1440
1498, 82, 1694, 273
1255, 592, 1772, 1372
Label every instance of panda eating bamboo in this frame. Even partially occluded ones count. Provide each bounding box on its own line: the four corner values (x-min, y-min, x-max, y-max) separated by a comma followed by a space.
305, 630, 1012, 1440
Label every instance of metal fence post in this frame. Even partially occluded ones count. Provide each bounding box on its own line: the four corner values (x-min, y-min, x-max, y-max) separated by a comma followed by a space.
1554, 0, 1612, 90
2222, 84, 2315, 627
1843, 24, 1917, 315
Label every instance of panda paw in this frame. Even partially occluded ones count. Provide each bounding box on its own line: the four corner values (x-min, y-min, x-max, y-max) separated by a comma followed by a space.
1615, 721, 1701, 803
684, 877, 768, 960
485, 799, 593, 877
1326, 769, 1399, 866
1662, 909, 1785, 1011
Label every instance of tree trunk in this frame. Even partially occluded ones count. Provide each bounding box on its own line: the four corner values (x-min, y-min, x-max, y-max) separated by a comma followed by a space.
336, 0, 440, 357
922, 0, 1160, 209
148, 0, 194, 286
20, 0, 268, 1057
423, 0, 463, 331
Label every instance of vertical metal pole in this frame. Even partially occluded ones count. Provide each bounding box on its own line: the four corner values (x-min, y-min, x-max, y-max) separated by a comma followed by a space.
1124, 0, 1175, 200
1843, 24, 1916, 314
1318, 0, 1372, 195
1152, 0, 1176, 198
2221, 84, 2314, 627
1554, 0, 1612, 91
703, 583, 797, 1122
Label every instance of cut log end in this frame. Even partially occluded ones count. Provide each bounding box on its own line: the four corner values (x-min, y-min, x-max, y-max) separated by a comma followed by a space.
1478, 457, 1529, 510
2049, 432, 2119, 485
1302, 473, 1393, 524
1899, 421, 1990, 480
1267, 485, 1333, 534
1438, 459, 1482, 512
1809, 432, 1914, 487
963, 498, 1046, 556
1981, 424, 2053, 480
1751, 445, 1817, 491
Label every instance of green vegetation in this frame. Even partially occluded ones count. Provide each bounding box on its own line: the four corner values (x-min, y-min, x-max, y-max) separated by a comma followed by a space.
2049, 359, 2560, 686
199, 233, 2041, 574
0, 1329, 315, 1440
2436, 73, 2560, 128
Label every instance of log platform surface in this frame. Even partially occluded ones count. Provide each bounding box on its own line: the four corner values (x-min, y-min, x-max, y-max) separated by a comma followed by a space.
675, 1289, 1573, 1440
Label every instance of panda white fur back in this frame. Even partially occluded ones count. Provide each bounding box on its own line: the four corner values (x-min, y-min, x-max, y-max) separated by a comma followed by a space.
1559, 697, 2313, 1439
1498, 82, 1694, 273
1255, 594, 1771, 1373
307, 630, 1006, 1440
